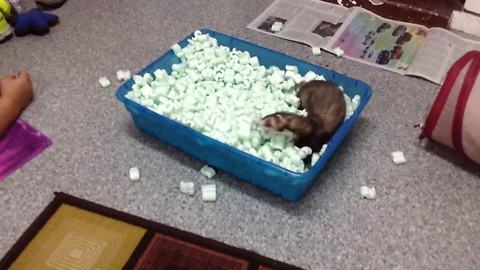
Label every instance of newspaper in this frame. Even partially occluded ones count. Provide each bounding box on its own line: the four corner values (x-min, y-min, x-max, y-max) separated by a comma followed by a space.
247, 0, 480, 84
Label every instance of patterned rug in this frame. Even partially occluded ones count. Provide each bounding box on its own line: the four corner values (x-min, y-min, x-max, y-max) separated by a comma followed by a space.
0, 193, 302, 270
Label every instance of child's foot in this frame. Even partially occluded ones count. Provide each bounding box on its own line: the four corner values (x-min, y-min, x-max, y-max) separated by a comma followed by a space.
0, 12, 12, 42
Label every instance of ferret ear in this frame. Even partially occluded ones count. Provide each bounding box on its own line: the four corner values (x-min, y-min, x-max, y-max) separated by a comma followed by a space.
257, 116, 276, 128
256, 117, 275, 129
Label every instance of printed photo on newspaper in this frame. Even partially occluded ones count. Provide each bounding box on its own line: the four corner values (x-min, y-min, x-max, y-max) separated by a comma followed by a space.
248, 0, 480, 85
330, 11, 428, 72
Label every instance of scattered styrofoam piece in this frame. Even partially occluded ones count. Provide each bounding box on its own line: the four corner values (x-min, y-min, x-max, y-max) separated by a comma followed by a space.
129, 167, 140, 181
312, 47, 322, 56
117, 70, 132, 81
271, 21, 283, 32
98, 77, 111, 88
391, 151, 406, 165
200, 165, 216, 179
333, 47, 344, 57
360, 186, 376, 200
201, 184, 217, 202
180, 181, 195, 195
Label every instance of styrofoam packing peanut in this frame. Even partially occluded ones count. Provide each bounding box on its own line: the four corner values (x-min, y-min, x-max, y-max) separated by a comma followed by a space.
301, 146, 313, 156
180, 181, 195, 195
360, 186, 376, 200
201, 184, 217, 202
333, 47, 345, 57
312, 47, 322, 56
125, 30, 361, 173
200, 165, 216, 179
285, 65, 298, 72
311, 153, 320, 165
284, 70, 296, 80
271, 21, 284, 32
319, 144, 328, 156
171, 43, 182, 56
129, 167, 140, 181
141, 73, 151, 81
391, 151, 406, 165
249, 56, 260, 66
293, 73, 303, 84
304, 71, 318, 82
352, 95, 361, 111
98, 77, 111, 88
270, 134, 287, 150
116, 70, 132, 81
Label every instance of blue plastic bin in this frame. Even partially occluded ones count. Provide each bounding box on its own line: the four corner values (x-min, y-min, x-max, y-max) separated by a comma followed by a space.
116, 28, 372, 202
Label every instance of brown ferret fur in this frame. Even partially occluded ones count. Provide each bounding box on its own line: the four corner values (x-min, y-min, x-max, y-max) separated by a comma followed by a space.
260, 80, 346, 152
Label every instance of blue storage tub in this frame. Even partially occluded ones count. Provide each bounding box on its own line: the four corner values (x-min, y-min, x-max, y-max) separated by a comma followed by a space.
116, 28, 372, 202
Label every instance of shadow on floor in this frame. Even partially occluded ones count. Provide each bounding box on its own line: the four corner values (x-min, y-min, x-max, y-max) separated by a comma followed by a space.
124, 119, 204, 171
423, 140, 480, 178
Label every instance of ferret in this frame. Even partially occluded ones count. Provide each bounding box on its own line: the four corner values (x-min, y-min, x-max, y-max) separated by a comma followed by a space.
259, 80, 346, 152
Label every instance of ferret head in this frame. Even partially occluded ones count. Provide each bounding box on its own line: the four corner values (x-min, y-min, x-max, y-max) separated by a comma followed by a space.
297, 80, 330, 107
257, 114, 297, 140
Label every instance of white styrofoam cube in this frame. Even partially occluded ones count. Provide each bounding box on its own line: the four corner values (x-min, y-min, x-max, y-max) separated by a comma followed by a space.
180, 181, 195, 195
201, 184, 217, 202
312, 47, 322, 56
271, 21, 283, 32
333, 47, 344, 57
129, 167, 140, 181
200, 165, 216, 179
360, 186, 376, 200
98, 77, 111, 88
391, 151, 407, 165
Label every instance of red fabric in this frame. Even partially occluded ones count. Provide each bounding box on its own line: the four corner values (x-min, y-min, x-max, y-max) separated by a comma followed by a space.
452, 55, 480, 153
422, 51, 480, 139
422, 50, 480, 165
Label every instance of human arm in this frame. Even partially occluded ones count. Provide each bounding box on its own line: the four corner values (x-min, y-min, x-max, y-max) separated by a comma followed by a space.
0, 71, 33, 136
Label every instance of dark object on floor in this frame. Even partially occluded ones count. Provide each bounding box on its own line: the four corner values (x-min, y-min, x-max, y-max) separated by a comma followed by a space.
11, 8, 58, 36
0, 192, 303, 270
324, 0, 466, 28
35, 0, 67, 10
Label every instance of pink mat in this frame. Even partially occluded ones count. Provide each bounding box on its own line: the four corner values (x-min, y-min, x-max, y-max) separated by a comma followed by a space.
0, 119, 52, 182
